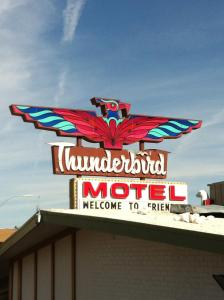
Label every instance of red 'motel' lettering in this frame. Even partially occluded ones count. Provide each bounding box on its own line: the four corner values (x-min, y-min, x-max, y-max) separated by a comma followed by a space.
130, 184, 147, 199
111, 183, 129, 199
169, 185, 186, 201
149, 185, 166, 200
82, 181, 186, 202
83, 181, 107, 198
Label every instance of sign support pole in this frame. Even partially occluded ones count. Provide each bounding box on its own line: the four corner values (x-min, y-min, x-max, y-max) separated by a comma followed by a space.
76, 137, 82, 179
139, 141, 144, 152
76, 137, 82, 147
69, 179, 76, 209
140, 141, 145, 180
70, 137, 82, 209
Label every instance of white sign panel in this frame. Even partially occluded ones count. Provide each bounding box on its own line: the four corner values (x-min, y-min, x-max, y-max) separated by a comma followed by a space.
73, 178, 188, 212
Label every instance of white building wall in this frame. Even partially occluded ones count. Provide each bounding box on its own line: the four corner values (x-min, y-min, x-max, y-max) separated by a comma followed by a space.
37, 245, 51, 300
76, 230, 224, 300
54, 234, 73, 300
21, 254, 35, 300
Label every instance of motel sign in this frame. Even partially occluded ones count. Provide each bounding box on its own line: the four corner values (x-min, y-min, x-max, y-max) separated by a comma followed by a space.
10, 97, 201, 211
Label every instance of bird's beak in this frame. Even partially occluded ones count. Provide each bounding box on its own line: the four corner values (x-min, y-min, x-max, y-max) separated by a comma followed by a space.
91, 97, 103, 107
90, 97, 109, 116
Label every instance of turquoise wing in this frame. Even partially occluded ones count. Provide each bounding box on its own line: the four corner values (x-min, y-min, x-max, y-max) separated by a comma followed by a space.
10, 105, 79, 135
147, 119, 202, 142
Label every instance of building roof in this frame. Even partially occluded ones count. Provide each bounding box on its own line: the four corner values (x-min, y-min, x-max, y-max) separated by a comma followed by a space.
0, 208, 223, 277
0, 229, 16, 243
208, 180, 224, 186
0, 208, 223, 264
49, 209, 224, 236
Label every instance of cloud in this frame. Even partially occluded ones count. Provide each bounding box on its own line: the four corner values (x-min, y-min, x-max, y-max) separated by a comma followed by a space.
0, 56, 31, 92
204, 108, 224, 128
174, 106, 224, 156
0, 1, 63, 213
54, 70, 67, 106
62, 0, 86, 42
0, 0, 28, 14
170, 158, 224, 179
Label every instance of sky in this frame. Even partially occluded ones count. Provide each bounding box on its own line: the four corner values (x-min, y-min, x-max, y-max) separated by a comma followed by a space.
0, 0, 224, 227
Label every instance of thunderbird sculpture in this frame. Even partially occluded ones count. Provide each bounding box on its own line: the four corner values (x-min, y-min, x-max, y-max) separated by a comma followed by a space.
10, 97, 202, 149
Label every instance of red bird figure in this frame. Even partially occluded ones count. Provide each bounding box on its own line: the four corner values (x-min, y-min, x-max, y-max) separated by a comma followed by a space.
10, 97, 202, 150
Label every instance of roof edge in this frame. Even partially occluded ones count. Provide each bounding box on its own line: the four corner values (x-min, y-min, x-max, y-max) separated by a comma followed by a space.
0, 213, 39, 257
41, 210, 224, 255
0, 210, 224, 259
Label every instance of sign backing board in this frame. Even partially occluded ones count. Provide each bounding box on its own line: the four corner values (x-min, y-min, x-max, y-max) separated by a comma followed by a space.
51, 144, 169, 179
70, 178, 188, 212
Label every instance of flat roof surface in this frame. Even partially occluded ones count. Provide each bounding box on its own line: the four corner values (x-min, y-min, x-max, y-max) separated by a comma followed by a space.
46, 209, 224, 237
0, 208, 224, 274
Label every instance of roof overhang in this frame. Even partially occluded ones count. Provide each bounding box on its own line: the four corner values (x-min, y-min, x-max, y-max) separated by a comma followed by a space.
1, 209, 224, 258
0, 209, 224, 277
